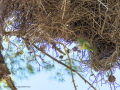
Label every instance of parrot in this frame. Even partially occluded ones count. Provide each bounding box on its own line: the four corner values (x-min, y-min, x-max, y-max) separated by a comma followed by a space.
77, 38, 95, 51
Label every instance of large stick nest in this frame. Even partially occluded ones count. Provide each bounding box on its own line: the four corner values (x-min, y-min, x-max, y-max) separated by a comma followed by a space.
0, 0, 120, 78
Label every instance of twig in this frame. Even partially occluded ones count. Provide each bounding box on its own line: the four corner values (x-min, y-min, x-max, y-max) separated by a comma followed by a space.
97, 0, 108, 11
100, 10, 108, 35
62, 0, 66, 20
32, 43, 97, 90
63, 43, 77, 90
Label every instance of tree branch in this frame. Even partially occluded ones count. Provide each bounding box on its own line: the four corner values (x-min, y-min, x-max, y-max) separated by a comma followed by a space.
4, 75, 17, 90
63, 44, 77, 90
32, 43, 96, 90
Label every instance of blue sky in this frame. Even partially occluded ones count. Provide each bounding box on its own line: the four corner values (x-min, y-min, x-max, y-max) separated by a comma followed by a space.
2, 35, 120, 90
13, 42, 120, 90
15, 68, 120, 90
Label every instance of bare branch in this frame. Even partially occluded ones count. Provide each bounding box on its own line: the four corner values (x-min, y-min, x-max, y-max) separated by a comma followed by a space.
32, 43, 96, 90
4, 75, 17, 90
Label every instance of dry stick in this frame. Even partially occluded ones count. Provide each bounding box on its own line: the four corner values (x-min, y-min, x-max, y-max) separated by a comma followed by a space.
100, 10, 108, 35
32, 44, 96, 90
97, 0, 108, 11
62, 0, 66, 20
91, 71, 100, 90
97, 0, 108, 35
39, 0, 47, 14
63, 44, 77, 90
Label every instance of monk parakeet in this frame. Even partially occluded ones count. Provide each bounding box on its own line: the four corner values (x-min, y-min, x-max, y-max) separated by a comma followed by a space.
77, 39, 95, 51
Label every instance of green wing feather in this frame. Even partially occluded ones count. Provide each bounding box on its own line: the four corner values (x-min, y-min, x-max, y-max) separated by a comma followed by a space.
77, 38, 95, 51
77, 39, 84, 46
77, 39, 89, 46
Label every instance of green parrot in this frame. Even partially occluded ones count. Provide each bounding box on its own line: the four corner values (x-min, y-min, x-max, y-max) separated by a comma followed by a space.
77, 39, 95, 51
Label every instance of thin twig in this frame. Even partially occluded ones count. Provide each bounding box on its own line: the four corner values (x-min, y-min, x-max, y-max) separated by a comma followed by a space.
62, 0, 66, 20
63, 43, 77, 90
32, 43, 97, 90
97, 0, 108, 11
100, 10, 108, 35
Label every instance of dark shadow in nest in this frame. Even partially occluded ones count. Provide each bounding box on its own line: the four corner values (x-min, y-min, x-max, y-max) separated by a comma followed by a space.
89, 34, 118, 72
